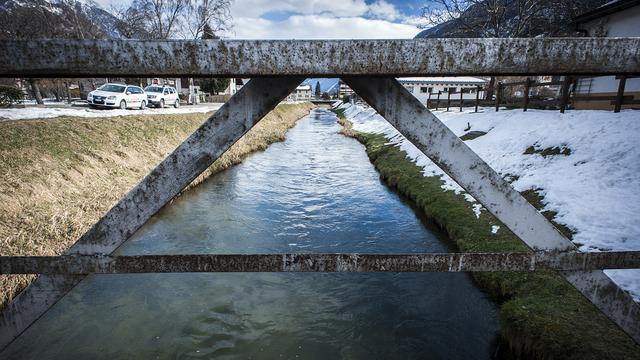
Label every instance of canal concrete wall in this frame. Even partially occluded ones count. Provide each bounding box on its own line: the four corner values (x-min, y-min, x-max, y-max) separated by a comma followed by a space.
0, 102, 314, 308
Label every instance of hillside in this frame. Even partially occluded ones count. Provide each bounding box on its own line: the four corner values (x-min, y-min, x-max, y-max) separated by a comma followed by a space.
416, 0, 608, 38
0, 0, 122, 39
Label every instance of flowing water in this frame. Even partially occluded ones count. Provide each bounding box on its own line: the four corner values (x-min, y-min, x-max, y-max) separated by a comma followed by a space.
4, 109, 498, 359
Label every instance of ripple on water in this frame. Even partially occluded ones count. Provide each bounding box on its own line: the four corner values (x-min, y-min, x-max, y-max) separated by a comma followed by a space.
2, 109, 498, 360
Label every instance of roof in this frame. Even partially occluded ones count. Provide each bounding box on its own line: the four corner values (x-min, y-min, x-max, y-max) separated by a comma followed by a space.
397, 77, 487, 84
573, 0, 640, 25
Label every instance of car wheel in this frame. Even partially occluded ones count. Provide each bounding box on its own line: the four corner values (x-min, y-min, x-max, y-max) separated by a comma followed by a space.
140, 100, 146, 110
120, 100, 126, 110
159, 99, 165, 108
174, 99, 180, 108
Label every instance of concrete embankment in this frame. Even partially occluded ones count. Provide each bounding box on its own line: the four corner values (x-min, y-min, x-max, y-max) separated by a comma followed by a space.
332, 108, 640, 360
0, 102, 314, 307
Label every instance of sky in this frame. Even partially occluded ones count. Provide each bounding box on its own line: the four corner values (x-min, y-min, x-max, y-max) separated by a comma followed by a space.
93, 0, 427, 39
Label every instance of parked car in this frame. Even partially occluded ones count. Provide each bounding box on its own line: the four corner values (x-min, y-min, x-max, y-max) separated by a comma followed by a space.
87, 83, 147, 109
144, 85, 180, 108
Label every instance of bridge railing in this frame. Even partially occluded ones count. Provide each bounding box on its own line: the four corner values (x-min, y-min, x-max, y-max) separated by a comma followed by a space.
0, 38, 639, 350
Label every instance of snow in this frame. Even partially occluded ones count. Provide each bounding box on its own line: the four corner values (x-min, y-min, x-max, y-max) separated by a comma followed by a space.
338, 102, 640, 300
0, 104, 224, 121
397, 76, 487, 84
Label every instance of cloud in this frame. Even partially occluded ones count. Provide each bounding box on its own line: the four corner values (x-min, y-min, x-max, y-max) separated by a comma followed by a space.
366, 1, 401, 21
230, 14, 419, 39
93, 0, 421, 39
231, 0, 371, 18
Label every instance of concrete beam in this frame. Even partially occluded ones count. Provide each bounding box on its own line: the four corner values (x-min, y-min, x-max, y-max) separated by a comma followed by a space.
0, 38, 638, 78
0, 76, 304, 351
1, 251, 639, 274
344, 76, 640, 343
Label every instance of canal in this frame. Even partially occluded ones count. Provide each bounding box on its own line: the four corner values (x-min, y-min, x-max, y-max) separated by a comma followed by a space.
4, 109, 498, 359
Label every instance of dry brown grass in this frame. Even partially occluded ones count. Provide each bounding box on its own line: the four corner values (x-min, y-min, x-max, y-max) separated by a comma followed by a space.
0, 102, 314, 307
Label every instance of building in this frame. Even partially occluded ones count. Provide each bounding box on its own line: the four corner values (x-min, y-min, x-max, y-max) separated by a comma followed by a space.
286, 85, 312, 102
572, 0, 640, 110
397, 77, 487, 104
338, 80, 355, 99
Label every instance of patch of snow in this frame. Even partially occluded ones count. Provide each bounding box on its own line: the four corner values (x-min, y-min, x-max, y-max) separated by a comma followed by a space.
491, 225, 500, 234
472, 204, 483, 219
338, 102, 640, 300
0, 104, 224, 121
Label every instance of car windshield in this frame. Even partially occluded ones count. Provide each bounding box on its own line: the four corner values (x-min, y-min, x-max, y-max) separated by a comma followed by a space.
144, 86, 164, 93
98, 84, 126, 93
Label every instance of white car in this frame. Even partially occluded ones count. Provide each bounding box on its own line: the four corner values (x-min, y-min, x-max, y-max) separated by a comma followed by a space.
87, 83, 147, 109
144, 85, 180, 108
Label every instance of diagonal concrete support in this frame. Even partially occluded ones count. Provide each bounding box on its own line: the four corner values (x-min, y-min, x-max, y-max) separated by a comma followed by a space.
344, 76, 640, 343
0, 76, 304, 351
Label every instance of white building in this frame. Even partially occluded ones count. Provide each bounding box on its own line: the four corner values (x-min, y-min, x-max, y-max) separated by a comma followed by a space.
573, 0, 640, 110
397, 77, 487, 104
286, 85, 312, 102
338, 80, 354, 98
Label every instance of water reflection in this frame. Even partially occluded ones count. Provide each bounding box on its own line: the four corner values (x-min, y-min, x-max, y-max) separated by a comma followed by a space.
4, 109, 498, 359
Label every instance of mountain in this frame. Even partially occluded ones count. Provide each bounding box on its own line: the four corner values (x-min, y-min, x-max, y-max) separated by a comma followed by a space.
303, 78, 340, 94
0, 0, 124, 39
415, 0, 609, 38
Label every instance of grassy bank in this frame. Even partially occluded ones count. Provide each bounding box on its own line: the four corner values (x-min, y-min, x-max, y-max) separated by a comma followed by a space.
0, 102, 314, 307
332, 110, 640, 359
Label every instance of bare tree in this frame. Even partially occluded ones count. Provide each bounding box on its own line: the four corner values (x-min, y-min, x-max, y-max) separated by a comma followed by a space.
131, 0, 190, 39
110, 4, 152, 39
28, 79, 43, 105
184, 0, 233, 39
113, 0, 233, 40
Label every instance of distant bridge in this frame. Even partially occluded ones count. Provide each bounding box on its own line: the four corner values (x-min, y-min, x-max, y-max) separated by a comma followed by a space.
310, 99, 335, 106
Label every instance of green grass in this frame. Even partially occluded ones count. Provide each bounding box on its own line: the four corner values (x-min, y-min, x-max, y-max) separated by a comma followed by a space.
349, 131, 640, 359
0, 102, 314, 308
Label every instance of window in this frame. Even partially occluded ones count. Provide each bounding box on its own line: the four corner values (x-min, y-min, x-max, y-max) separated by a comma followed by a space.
100, 84, 126, 93
420, 87, 433, 93
145, 86, 163, 93
448, 87, 457, 93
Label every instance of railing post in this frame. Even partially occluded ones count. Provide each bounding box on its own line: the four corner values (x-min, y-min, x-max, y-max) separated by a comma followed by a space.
427, 91, 432, 108
495, 82, 502, 112
459, 90, 463, 112
559, 76, 572, 113
436, 91, 441, 110
523, 78, 532, 112
614, 75, 627, 113
475, 86, 480, 112
446, 91, 451, 111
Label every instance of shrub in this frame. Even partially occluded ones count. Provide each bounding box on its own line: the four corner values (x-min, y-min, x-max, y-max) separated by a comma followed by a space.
0, 85, 23, 106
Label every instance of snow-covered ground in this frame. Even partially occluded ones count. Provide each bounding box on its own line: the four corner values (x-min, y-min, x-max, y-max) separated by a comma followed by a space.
339, 102, 640, 300
0, 104, 224, 121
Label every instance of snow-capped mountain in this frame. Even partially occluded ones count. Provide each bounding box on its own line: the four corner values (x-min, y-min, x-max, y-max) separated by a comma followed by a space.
0, 0, 124, 39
